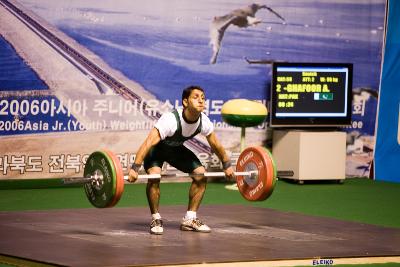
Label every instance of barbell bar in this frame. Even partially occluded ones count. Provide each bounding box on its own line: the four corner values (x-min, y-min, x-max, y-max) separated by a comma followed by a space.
64, 170, 258, 184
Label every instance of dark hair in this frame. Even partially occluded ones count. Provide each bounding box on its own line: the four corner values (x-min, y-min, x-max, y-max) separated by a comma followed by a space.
182, 85, 204, 103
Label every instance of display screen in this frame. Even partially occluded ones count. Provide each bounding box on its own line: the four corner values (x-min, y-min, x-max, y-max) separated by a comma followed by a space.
269, 62, 353, 127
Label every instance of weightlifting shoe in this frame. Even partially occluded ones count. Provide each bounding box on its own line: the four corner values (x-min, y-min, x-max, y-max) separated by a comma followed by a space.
150, 219, 163, 235
180, 218, 211, 233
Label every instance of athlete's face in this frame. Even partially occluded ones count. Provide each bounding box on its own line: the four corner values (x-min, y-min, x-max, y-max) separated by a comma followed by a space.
184, 89, 205, 113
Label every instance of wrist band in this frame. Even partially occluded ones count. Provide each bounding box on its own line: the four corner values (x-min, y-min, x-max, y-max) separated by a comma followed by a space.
222, 160, 231, 170
131, 163, 141, 172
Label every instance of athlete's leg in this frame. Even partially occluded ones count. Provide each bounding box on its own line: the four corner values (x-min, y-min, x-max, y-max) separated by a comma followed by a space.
162, 145, 211, 231
188, 165, 207, 212
180, 165, 211, 232
145, 166, 164, 235
146, 166, 162, 214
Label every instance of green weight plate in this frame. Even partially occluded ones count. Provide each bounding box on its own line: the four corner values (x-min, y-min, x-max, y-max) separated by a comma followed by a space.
83, 151, 117, 208
261, 147, 277, 190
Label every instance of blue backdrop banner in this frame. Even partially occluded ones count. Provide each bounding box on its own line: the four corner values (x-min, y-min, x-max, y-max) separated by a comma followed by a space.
0, 1, 386, 179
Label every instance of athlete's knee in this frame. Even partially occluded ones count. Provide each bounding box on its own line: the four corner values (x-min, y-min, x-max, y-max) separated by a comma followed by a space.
146, 166, 161, 186
191, 166, 207, 182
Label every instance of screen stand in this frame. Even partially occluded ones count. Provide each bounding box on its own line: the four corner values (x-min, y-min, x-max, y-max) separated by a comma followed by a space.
272, 129, 346, 184
225, 127, 246, 191
240, 127, 246, 152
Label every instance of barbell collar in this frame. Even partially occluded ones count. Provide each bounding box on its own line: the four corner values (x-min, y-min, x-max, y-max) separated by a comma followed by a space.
276, 170, 294, 177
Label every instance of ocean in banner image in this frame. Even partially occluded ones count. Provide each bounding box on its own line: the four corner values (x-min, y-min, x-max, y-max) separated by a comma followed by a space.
0, 36, 76, 135
0, 35, 48, 90
7, 0, 385, 125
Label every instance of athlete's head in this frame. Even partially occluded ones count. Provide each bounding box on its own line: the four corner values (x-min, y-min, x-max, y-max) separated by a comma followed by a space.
182, 86, 205, 112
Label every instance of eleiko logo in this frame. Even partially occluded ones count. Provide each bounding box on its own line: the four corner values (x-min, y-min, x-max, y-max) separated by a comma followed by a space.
312, 259, 334, 265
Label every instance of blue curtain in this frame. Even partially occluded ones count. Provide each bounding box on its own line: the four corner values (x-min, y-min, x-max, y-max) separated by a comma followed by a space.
374, 0, 400, 182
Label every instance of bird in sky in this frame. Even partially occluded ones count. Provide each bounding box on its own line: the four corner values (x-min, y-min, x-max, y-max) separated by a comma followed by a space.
209, 3, 285, 64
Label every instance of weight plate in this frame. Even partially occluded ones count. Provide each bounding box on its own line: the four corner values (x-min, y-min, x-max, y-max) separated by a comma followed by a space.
102, 149, 125, 207
236, 146, 277, 201
83, 151, 117, 208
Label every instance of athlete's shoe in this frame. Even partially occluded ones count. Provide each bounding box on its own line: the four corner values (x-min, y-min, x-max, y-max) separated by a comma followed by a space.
180, 218, 211, 233
150, 219, 163, 235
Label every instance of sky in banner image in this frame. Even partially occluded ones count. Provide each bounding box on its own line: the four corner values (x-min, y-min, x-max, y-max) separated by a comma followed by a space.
0, 0, 385, 177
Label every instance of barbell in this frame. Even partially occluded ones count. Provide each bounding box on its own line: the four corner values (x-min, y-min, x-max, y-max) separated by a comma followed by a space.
60, 146, 288, 208
0, 147, 289, 207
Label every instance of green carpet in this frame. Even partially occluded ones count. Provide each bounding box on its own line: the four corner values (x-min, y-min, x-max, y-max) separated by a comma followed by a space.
0, 178, 399, 228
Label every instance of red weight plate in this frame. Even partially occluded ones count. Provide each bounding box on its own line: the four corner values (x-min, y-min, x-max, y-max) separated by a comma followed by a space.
102, 149, 125, 208
236, 146, 276, 201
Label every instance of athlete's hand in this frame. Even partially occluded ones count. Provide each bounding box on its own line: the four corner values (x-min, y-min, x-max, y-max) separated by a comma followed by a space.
128, 169, 139, 183
224, 166, 235, 181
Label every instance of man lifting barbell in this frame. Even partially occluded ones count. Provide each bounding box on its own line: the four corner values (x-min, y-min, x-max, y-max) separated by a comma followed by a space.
128, 85, 235, 235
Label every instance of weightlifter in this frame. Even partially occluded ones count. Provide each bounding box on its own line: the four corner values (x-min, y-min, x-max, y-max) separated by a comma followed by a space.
128, 85, 235, 235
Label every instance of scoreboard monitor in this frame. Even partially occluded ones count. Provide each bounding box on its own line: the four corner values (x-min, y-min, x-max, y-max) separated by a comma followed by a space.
269, 62, 353, 127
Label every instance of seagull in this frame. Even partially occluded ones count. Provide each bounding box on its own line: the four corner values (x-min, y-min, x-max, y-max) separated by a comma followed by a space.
209, 3, 285, 64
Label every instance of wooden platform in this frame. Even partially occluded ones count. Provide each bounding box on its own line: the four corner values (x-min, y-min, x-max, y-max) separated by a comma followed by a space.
0, 205, 399, 266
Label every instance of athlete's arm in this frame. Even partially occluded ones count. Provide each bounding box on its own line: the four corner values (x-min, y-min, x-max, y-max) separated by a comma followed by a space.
206, 132, 235, 179
128, 127, 161, 182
